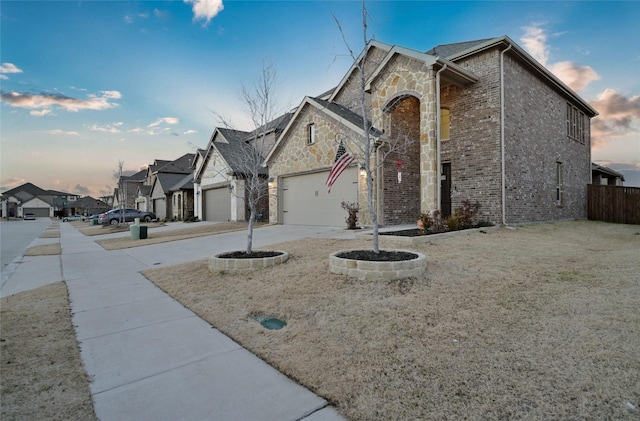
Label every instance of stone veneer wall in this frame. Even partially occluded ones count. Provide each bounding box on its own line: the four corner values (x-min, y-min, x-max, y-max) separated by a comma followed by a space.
368, 55, 439, 217
267, 104, 366, 224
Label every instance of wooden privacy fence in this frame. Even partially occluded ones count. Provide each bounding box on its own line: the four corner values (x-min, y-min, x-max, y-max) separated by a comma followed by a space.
588, 184, 640, 224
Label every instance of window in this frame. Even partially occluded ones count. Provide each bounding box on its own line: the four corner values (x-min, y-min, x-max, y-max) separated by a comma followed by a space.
307, 123, 315, 145
566, 103, 585, 144
556, 161, 563, 206
440, 108, 450, 141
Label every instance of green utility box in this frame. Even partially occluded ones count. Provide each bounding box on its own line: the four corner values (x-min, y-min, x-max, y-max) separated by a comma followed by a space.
130, 225, 148, 240
90, 219, 98, 226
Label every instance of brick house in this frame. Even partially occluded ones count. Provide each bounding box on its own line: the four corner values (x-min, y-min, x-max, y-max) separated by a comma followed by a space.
264, 36, 598, 226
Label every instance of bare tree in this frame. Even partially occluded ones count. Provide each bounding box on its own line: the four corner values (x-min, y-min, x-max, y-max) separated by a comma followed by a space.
216, 61, 283, 254
112, 160, 126, 223
327, 2, 415, 253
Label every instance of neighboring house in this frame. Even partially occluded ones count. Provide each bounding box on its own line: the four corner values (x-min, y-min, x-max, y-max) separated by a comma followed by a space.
1, 182, 80, 218
193, 114, 291, 222
592, 163, 625, 186
169, 174, 195, 220
134, 185, 152, 211
73, 196, 110, 216
113, 169, 146, 209
193, 128, 251, 222
264, 36, 597, 226
145, 153, 195, 220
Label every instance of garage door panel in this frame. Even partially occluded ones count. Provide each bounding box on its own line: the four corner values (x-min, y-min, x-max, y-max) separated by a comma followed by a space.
204, 188, 231, 221
282, 169, 357, 226
154, 198, 166, 220
23, 208, 50, 217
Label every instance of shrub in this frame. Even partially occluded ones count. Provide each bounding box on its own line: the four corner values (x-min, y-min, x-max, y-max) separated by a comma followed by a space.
430, 210, 447, 233
445, 215, 459, 231
452, 200, 481, 229
418, 212, 432, 232
341, 201, 360, 230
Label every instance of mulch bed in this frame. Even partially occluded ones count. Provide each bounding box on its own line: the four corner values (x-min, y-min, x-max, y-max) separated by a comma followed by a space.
218, 250, 284, 259
336, 250, 418, 261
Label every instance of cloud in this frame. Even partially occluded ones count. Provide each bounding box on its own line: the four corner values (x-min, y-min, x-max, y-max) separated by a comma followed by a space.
31, 109, 52, 117
124, 14, 134, 24
184, 0, 224, 27
521, 25, 550, 66
0, 63, 23, 74
1, 177, 27, 192
74, 184, 91, 195
590, 89, 640, 148
90, 122, 124, 133
48, 129, 80, 136
148, 117, 180, 127
520, 24, 599, 93
184, 129, 198, 135
154, 8, 169, 20
547, 61, 600, 92
0, 90, 121, 113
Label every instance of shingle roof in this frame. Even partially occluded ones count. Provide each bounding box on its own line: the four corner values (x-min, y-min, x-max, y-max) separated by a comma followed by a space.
312, 98, 383, 136
213, 128, 269, 176
169, 174, 194, 192
2, 182, 51, 198
155, 173, 193, 194
156, 153, 195, 174
425, 38, 496, 58
246, 112, 294, 140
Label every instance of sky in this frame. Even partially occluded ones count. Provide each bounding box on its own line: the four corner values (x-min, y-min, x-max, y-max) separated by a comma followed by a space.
1, 0, 639, 197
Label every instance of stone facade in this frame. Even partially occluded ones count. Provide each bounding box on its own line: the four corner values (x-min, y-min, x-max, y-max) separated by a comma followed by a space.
268, 102, 366, 224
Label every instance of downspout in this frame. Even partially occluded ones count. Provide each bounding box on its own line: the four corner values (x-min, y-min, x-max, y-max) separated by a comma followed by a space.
435, 63, 448, 214
500, 44, 512, 226
376, 144, 382, 224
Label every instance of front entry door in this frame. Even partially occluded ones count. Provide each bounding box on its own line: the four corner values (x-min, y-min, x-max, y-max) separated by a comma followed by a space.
440, 163, 452, 218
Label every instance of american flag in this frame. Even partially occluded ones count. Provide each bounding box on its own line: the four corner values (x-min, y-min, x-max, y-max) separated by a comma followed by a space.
326, 140, 354, 193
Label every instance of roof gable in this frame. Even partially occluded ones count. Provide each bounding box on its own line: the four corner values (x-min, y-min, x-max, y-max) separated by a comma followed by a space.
431, 35, 597, 116
2, 182, 50, 198
264, 96, 381, 165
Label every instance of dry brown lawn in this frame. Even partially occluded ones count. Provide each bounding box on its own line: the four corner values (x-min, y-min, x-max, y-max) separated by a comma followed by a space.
39, 230, 59, 239
0, 282, 96, 420
77, 222, 161, 236
95, 221, 256, 250
143, 220, 640, 420
24, 243, 61, 256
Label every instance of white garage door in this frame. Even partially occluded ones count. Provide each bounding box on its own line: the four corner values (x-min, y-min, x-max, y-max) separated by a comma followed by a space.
282, 168, 357, 226
153, 198, 166, 220
204, 187, 231, 221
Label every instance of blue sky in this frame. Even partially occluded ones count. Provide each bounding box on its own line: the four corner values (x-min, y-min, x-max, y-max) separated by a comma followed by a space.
1, 0, 639, 197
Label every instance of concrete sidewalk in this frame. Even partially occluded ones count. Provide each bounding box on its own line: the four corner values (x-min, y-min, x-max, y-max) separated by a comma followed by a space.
6, 221, 351, 420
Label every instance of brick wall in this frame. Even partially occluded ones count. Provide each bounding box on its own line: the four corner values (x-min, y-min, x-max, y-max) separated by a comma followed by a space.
440, 47, 591, 224
502, 54, 591, 223
440, 49, 503, 223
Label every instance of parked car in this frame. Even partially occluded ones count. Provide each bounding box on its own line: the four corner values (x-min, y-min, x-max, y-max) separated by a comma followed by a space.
23, 213, 36, 220
88, 213, 100, 220
98, 208, 156, 225
63, 214, 86, 222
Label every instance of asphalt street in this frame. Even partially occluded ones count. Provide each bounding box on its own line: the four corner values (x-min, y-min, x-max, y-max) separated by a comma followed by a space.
0, 218, 51, 289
